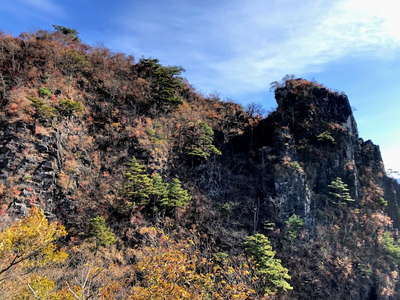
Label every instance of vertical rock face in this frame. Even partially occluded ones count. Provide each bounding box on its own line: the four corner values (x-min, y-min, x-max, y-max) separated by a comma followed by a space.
0, 113, 138, 230
0, 122, 59, 222
252, 79, 398, 226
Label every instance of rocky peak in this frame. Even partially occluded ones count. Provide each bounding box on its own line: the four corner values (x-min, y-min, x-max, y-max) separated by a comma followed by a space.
251, 79, 397, 226
275, 79, 357, 140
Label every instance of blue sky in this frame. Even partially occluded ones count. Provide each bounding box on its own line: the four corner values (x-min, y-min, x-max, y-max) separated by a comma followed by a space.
1, 0, 399, 174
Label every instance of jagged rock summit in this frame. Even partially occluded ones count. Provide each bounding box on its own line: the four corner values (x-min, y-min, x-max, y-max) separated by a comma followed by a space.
249, 79, 394, 225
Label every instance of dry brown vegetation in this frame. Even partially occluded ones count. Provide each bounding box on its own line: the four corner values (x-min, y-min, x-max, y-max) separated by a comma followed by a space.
0, 28, 399, 299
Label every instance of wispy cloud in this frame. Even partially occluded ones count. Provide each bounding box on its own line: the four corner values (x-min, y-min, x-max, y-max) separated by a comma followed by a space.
208, 0, 400, 95
382, 146, 400, 175
112, 0, 400, 97
16, 0, 63, 15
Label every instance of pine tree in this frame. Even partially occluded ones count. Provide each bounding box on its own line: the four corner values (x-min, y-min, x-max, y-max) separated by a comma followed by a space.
285, 214, 304, 241
136, 58, 184, 112
89, 216, 117, 247
124, 157, 192, 213
161, 178, 191, 209
52, 25, 79, 41
186, 122, 222, 160
124, 157, 153, 206
150, 173, 169, 211
328, 177, 354, 205
382, 232, 400, 264
244, 233, 292, 295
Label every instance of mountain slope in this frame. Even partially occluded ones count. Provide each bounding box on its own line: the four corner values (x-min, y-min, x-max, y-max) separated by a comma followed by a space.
0, 29, 400, 299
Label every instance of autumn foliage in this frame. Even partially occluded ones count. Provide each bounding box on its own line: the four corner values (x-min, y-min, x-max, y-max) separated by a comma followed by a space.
0, 210, 290, 299
1, 27, 400, 300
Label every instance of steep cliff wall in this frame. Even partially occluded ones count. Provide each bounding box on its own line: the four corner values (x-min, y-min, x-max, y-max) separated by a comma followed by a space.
197, 79, 399, 231
250, 79, 395, 226
191, 79, 400, 299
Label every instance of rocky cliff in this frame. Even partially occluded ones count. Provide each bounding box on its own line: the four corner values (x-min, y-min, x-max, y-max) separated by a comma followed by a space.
254, 79, 393, 225
0, 30, 400, 299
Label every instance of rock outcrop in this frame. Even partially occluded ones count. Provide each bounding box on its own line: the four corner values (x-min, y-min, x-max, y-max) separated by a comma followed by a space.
247, 79, 398, 227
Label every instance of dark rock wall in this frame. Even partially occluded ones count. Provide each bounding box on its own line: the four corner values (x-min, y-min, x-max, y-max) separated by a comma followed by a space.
244, 80, 399, 228
0, 122, 60, 221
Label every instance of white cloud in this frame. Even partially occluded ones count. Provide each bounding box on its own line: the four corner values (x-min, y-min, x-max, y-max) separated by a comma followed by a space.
206, 0, 400, 96
114, 0, 400, 97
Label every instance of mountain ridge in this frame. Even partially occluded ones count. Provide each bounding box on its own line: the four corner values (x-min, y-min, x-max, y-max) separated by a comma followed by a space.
0, 29, 400, 299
